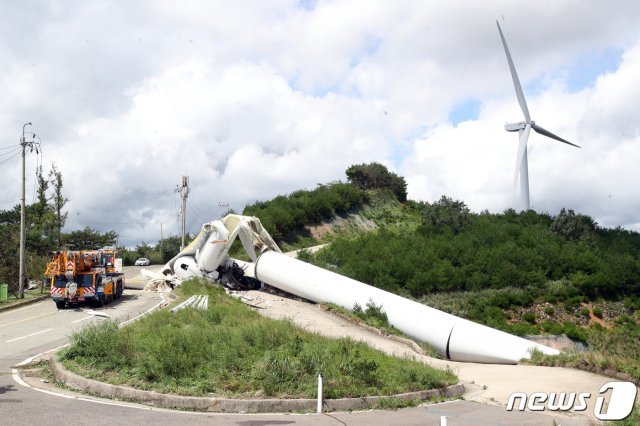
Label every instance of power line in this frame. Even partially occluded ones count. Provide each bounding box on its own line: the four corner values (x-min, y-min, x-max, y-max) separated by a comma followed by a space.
0, 144, 20, 151
186, 199, 206, 225
187, 199, 207, 218
0, 146, 20, 157
0, 149, 21, 167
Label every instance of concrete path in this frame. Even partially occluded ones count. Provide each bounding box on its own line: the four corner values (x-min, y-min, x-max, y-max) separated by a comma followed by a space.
244, 290, 613, 424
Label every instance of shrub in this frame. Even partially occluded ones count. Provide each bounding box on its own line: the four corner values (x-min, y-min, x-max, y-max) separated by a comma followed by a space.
522, 312, 536, 324
544, 306, 555, 316
562, 321, 588, 343
243, 182, 367, 243
564, 296, 583, 311
593, 306, 603, 318
541, 320, 563, 335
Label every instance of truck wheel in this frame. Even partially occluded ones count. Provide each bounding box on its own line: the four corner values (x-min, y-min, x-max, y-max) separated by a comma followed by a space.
97, 296, 104, 307
55, 300, 65, 309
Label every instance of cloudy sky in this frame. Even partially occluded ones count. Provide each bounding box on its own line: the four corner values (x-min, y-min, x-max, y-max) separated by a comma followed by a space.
1, 1, 639, 247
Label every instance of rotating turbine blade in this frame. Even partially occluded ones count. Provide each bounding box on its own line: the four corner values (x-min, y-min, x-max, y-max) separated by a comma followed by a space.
497, 21, 531, 122
531, 123, 581, 148
513, 123, 531, 204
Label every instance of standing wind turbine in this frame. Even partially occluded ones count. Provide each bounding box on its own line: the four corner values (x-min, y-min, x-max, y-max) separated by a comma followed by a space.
496, 21, 580, 211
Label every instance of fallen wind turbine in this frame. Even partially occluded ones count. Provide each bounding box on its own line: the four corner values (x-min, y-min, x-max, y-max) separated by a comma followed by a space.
497, 21, 580, 211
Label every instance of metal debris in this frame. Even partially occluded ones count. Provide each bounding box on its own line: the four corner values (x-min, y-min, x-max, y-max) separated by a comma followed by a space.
171, 294, 209, 313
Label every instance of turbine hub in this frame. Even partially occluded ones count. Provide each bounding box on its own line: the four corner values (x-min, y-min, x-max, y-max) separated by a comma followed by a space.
504, 121, 527, 132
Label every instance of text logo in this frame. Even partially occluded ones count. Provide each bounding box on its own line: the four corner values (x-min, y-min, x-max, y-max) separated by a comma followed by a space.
506, 381, 637, 421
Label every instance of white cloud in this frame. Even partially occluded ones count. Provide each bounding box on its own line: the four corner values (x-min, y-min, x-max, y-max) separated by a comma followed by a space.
1, 1, 639, 245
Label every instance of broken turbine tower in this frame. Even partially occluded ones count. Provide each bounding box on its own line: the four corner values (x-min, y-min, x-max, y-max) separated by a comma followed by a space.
154, 214, 559, 364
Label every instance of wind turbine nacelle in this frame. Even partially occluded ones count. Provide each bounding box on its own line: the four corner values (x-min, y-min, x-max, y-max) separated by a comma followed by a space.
504, 121, 529, 132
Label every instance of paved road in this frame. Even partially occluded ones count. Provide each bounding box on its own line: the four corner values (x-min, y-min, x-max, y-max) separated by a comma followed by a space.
124, 265, 156, 290
0, 267, 592, 425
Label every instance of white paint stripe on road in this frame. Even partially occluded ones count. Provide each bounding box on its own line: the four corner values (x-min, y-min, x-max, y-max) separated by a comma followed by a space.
10, 293, 175, 412
6, 328, 53, 343
14, 343, 69, 367
71, 315, 93, 324
13, 293, 166, 368
0, 298, 49, 317
119, 293, 166, 327
11, 366, 295, 415
0, 311, 56, 328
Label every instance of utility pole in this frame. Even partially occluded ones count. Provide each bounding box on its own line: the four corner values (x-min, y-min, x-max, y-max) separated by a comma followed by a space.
19, 122, 39, 299
175, 176, 189, 250
159, 222, 164, 260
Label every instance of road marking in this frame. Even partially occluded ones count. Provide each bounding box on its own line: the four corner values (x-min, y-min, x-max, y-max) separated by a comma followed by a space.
119, 293, 166, 327
71, 316, 93, 324
6, 328, 53, 343
14, 343, 69, 367
9, 293, 331, 416
0, 311, 56, 328
0, 298, 49, 317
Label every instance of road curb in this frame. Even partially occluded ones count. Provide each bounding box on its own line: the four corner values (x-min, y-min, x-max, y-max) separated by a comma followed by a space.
0, 295, 49, 313
49, 357, 464, 413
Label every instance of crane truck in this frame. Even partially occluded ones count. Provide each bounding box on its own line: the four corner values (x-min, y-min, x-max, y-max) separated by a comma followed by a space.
45, 248, 125, 309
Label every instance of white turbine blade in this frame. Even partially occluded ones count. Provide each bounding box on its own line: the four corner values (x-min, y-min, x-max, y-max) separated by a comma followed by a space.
497, 21, 531, 122
513, 123, 531, 204
531, 123, 581, 148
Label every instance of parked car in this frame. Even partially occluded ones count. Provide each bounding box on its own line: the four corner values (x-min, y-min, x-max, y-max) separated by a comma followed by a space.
135, 258, 150, 266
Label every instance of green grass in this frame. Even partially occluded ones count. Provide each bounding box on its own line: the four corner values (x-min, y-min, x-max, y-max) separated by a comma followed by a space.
323, 301, 402, 337
59, 278, 457, 399
0, 287, 48, 306
321, 301, 441, 359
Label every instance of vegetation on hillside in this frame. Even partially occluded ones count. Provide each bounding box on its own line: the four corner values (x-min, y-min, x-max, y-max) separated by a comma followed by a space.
294, 192, 640, 379
308, 198, 639, 304
345, 162, 408, 202
59, 279, 457, 399
242, 163, 409, 247
243, 182, 369, 243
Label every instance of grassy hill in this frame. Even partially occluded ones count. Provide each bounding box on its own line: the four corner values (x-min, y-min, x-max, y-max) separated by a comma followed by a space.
242, 164, 640, 380
60, 279, 457, 400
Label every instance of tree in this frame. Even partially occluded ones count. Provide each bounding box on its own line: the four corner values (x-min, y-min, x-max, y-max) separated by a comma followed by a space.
422, 195, 471, 234
135, 242, 153, 258
49, 163, 68, 247
159, 235, 183, 263
345, 162, 407, 202
64, 227, 118, 249
551, 208, 597, 244
34, 166, 50, 220
27, 166, 55, 254
0, 222, 20, 294
0, 164, 70, 292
